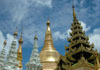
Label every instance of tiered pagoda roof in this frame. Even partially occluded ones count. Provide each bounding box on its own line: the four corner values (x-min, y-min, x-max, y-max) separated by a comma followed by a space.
56, 5, 98, 70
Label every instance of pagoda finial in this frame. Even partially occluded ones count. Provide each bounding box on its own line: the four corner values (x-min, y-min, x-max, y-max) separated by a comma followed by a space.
72, 0, 77, 21
17, 32, 23, 69
34, 32, 38, 40
3, 40, 7, 47
19, 32, 23, 44
13, 26, 18, 37
47, 17, 50, 26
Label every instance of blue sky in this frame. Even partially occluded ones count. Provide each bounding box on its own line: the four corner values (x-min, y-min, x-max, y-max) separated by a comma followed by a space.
0, 0, 100, 70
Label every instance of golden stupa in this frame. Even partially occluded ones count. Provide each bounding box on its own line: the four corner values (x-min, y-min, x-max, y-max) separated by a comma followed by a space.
40, 19, 60, 70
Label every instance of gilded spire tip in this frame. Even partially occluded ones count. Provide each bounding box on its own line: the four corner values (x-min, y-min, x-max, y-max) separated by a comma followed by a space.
72, 0, 77, 21
47, 18, 50, 26
72, 0, 74, 8
73, 6, 76, 18
19, 32, 23, 44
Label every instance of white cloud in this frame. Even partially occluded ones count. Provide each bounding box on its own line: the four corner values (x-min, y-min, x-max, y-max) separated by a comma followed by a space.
11, 0, 29, 24
67, 29, 72, 37
89, 28, 100, 52
79, 21, 90, 32
53, 31, 67, 40
23, 26, 45, 47
11, 0, 52, 24
32, 0, 52, 8
0, 0, 52, 47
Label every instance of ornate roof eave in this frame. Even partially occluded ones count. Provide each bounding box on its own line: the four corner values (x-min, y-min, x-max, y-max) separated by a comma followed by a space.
62, 55, 73, 64
68, 34, 89, 42
71, 34, 87, 40
88, 55, 96, 60
71, 23, 82, 29
69, 40, 90, 48
71, 30, 85, 36
71, 57, 95, 69
66, 53, 76, 61
71, 46, 94, 55
56, 55, 62, 65
64, 46, 69, 50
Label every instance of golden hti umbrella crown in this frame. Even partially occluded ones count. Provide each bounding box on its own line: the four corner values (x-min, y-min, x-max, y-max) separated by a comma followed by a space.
17, 32, 23, 68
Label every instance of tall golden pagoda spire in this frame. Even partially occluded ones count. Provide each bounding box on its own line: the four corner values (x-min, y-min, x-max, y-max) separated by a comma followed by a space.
42, 19, 55, 50
40, 19, 60, 70
17, 32, 23, 70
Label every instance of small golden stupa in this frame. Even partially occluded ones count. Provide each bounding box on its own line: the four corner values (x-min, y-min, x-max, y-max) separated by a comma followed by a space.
40, 19, 60, 70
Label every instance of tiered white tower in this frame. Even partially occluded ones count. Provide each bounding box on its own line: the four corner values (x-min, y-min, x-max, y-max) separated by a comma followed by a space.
26, 34, 42, 70
0, 40, 7, 70
4, 31, 18, 70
